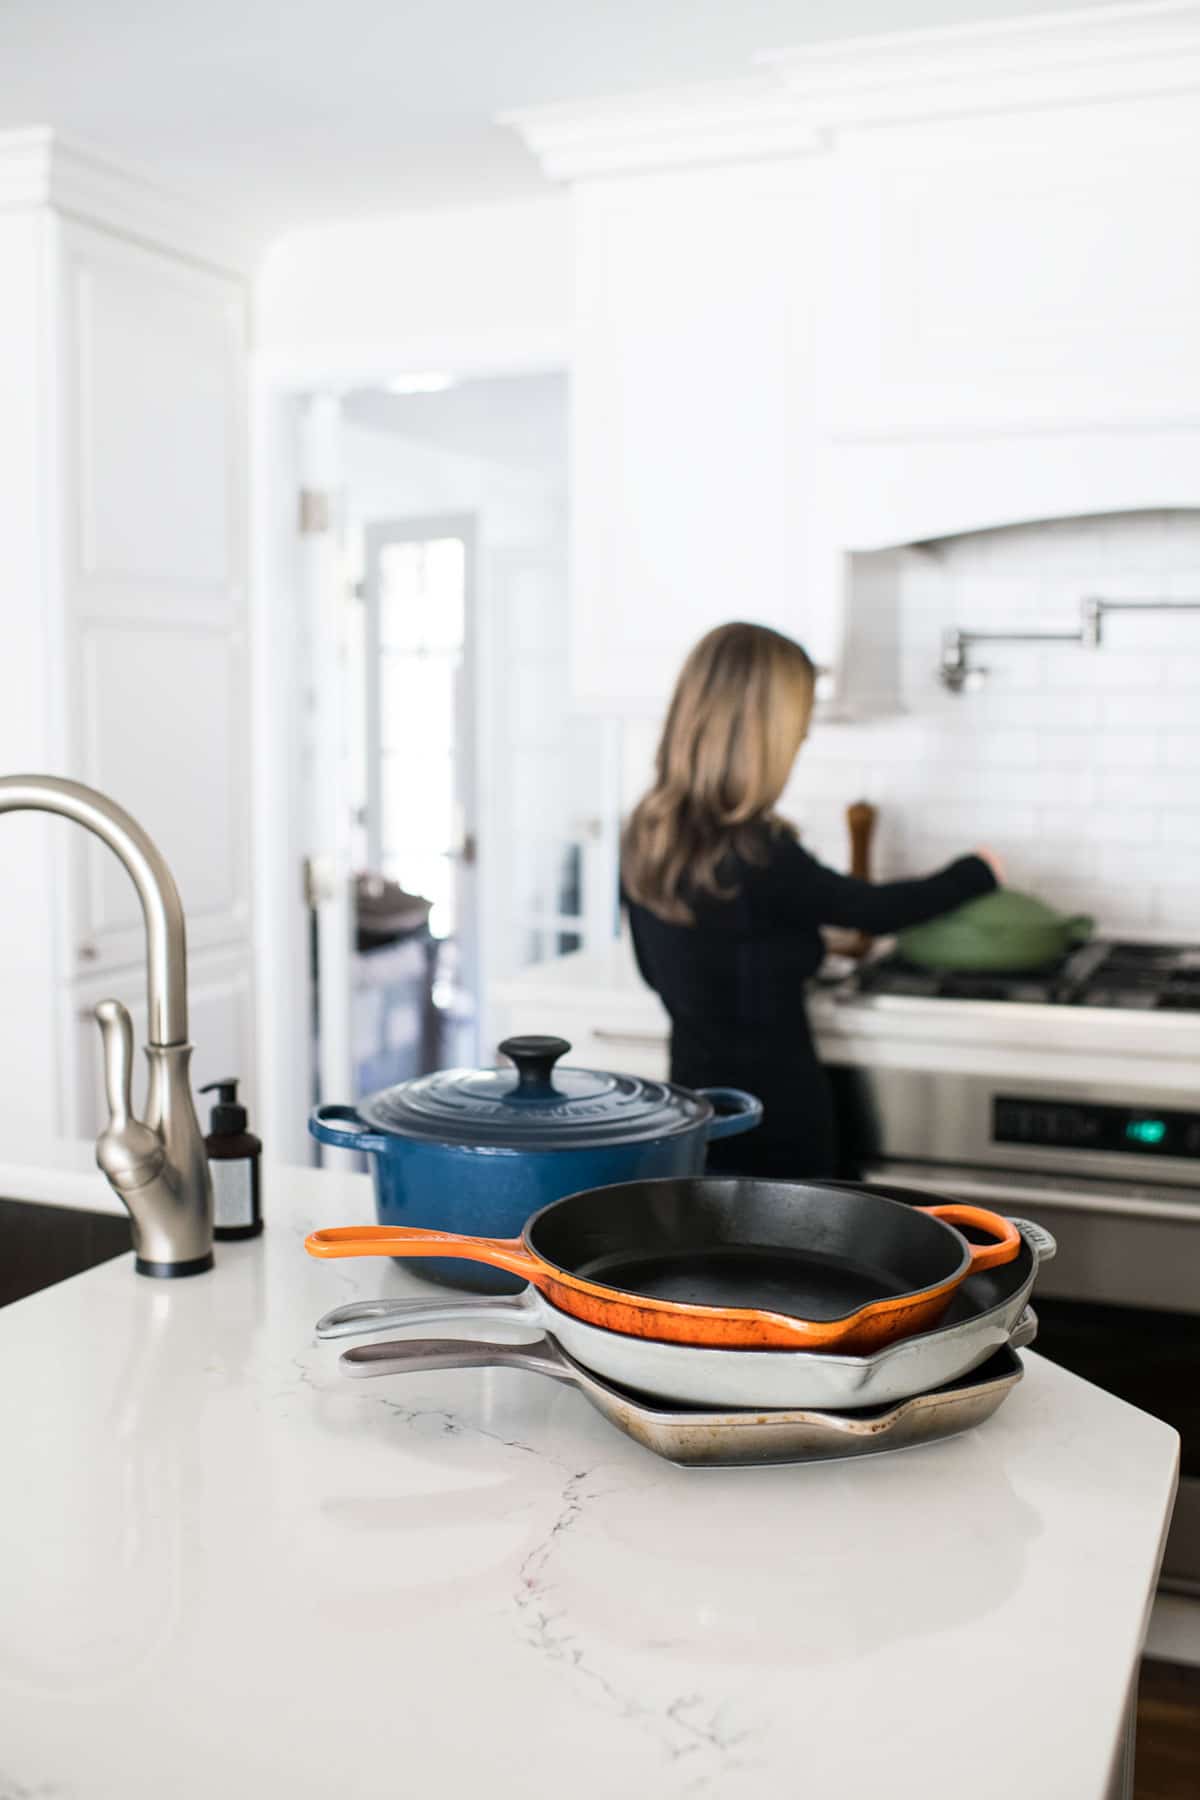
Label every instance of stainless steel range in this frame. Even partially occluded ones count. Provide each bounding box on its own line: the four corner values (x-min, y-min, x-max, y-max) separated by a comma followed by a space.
816, 939, 1200, 1595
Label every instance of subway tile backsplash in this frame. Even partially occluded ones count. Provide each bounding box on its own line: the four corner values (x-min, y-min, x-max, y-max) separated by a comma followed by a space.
786, 510, 1200, 936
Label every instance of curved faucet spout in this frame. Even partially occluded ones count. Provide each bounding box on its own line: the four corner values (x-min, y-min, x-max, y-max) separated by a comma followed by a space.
0, 773, 212, 1275
0, 774, 187, 1046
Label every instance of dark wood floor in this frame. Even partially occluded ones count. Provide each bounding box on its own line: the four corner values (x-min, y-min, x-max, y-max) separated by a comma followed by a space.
1136, 1659, 1200, 1798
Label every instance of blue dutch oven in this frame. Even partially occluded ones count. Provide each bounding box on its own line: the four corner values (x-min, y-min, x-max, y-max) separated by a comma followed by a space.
309, 1034, 762, 1293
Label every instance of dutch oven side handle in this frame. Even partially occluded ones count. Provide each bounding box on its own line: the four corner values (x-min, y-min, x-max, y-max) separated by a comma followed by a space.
308, 1104, 394, 1155
698, 1088, 764, 1142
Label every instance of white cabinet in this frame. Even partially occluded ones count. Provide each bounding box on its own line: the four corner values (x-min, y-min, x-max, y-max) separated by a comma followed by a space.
569, 162, 829, 715
0, 136, 253, 1140
59, 224, 250, 980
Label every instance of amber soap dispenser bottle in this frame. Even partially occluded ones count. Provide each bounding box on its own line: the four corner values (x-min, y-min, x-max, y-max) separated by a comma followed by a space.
201, 1079, 263, 1241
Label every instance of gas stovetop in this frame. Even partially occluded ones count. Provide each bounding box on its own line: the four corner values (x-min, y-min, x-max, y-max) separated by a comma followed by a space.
853, 939, 1200, 1012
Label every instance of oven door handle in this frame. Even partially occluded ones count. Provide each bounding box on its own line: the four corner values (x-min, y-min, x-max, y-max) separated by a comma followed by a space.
1005, 1188, 1199, 1225
865, 1162, 1200, 1226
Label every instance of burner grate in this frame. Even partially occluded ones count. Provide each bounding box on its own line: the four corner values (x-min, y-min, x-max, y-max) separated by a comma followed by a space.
853, 939, 1200, 1011
1086, 943, 1200, 1013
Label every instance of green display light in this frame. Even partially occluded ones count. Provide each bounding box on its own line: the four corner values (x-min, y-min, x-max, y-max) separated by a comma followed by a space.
1126, 1119, 1167, 1146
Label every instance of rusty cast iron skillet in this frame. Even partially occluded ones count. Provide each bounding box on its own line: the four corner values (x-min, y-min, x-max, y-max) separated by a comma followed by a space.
306, 1176, 1020, 1353
337, 1333, 1030, 1468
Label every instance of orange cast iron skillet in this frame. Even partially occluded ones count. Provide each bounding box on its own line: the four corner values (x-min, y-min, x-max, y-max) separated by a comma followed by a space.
305, 1176, 1022, 1353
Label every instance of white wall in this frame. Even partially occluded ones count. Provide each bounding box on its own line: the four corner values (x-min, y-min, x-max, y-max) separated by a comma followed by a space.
255, 197, 572, 381
620, 511, 1200, 938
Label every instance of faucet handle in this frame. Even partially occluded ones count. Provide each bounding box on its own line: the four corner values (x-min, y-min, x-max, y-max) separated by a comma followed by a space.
95, 999, 166, 1193
96, 998, 135, 1125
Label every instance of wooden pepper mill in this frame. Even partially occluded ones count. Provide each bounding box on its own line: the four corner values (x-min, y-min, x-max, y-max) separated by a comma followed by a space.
845, 800, 878, 960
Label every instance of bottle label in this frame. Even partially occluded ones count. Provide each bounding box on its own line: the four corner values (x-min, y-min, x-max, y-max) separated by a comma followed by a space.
211, 1158, 255, 1229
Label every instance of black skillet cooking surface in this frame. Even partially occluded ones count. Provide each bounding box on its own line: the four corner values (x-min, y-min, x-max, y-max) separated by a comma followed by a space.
527, 1176, 972, 1323
575, 1242, 906, 1319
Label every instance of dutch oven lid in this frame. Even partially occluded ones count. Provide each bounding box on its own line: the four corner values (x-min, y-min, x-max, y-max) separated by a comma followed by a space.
356, 1035, 711, 1150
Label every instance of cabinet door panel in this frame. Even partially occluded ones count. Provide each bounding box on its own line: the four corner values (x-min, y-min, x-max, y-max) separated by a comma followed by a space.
68, 229, 241, 602
819, 125, 1200, 440
73, 620, 246, 969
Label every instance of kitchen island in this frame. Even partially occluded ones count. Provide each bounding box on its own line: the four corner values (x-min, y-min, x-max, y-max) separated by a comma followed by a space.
0, 1158, 1178, 1800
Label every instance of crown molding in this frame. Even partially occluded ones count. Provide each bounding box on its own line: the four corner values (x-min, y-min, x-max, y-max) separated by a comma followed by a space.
499, 79, 822, 182
760, 1, 1200, 128
0, 128, 252, 275
505, 1, 1200, 182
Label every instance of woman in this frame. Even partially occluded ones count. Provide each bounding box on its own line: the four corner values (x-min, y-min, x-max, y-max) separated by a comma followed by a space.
621, 622, 1000, 1180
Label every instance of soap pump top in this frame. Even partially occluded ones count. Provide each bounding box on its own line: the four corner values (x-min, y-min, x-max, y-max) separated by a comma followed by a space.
201, 1078, 248, 1136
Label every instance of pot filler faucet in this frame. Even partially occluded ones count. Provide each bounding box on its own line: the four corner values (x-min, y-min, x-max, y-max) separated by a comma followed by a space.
0, 775, 213, 1276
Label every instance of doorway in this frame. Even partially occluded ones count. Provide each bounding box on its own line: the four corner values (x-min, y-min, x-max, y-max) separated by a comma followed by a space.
255, 365, 621, 1160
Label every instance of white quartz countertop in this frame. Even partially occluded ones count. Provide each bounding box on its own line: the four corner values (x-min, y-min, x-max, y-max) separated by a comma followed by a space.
0, 1160, 1179, 1800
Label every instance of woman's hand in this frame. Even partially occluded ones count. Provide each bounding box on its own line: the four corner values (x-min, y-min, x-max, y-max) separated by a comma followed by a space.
974, 846, 1005, 885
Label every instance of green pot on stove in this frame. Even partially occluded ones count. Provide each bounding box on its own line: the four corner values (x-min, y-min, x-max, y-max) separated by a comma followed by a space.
897, 888, 1095, 975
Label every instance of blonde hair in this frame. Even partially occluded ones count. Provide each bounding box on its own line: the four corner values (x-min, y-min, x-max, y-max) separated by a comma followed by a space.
621, 622, 816, 924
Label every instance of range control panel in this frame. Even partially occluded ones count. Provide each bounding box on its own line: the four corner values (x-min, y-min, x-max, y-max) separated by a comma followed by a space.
994, 1096, 1200, 1161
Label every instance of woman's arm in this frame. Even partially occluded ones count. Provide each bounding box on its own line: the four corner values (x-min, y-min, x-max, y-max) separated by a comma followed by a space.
762, 837, 998, 935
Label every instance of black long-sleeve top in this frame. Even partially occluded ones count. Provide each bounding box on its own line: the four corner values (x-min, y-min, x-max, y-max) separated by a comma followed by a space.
625, 827, 995, 1175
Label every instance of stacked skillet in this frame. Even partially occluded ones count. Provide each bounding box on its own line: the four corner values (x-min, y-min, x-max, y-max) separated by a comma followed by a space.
305, 1042, 1053, 1467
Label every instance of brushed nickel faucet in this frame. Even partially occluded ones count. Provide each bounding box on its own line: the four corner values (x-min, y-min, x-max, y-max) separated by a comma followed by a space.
0, 775, 213, 1276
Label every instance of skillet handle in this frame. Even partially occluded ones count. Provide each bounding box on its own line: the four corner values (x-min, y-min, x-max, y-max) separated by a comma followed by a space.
699, 1088, 764, 1142
339, 1334, 578, 1387
316, 1290, 537, 1340
918, 1204, 1022, 1272
305, 1223, 542, 1284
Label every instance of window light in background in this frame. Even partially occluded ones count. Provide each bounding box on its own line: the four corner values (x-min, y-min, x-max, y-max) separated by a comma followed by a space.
385, 372, 456, 395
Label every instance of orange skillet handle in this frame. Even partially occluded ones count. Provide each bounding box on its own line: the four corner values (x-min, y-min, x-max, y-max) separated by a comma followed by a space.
918, 1204, 1022, 1273
304, 1224, 541, 1285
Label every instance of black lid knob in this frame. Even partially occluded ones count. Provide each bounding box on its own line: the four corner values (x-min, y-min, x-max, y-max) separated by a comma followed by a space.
497, 1036, 570, 1099
200, 1077, 248, 1136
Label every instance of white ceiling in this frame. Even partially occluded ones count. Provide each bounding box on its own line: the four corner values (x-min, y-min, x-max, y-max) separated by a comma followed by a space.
0, 0, 1118, 238
342, 373, 567, 481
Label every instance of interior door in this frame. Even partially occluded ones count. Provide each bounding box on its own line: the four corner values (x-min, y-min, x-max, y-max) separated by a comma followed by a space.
363, 518, 478, 1060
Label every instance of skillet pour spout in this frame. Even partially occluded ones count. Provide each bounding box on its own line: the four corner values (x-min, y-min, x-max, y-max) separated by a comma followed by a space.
305, 1177, 1022, 1354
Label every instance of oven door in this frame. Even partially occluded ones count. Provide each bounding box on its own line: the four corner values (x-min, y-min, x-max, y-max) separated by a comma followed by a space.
865, 1158, 1200, 1597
